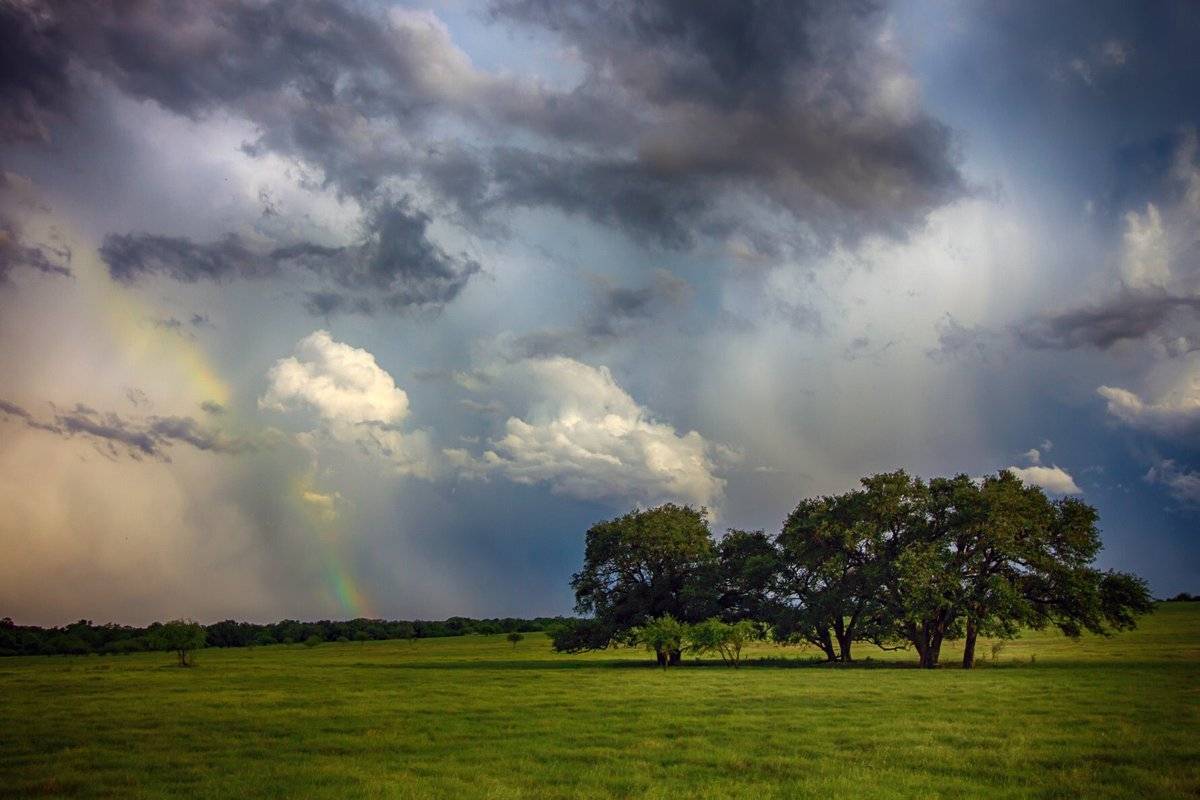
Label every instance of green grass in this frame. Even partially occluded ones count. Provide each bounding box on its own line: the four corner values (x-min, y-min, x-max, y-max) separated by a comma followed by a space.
2, 604, 1198, 799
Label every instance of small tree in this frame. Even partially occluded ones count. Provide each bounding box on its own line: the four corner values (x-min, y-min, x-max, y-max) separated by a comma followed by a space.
507, 631, 525, 648
153, 620, 206, 667
634, 615, 688, 668
304, 634, 322, 648
689, 618, 758, 667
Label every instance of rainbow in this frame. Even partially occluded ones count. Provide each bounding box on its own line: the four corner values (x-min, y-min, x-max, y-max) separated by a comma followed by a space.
76, 231, 373, 619
294, 475, 374, 619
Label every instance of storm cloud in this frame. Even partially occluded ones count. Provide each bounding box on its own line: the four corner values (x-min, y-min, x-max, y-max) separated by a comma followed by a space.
510, 269, 691, 358
1016, 293, 1200, 352
101, 200, 481, 314
8, 0, 965, 251
0, 398, 252, 460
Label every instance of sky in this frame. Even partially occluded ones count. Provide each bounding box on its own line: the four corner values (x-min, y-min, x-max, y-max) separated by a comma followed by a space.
1, 0, 1198, 626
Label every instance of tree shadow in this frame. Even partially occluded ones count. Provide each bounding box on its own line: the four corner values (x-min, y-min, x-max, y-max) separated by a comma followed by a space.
341, 656, 1174, 672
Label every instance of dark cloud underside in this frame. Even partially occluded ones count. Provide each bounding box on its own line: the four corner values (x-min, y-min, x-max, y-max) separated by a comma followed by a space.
8, 0, 965, 255
100, 200, 481, 315
0, 398, 251, 460
1016, 293, 1200, 351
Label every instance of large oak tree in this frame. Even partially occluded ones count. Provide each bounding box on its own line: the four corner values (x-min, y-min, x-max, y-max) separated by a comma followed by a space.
553, 504, 719, 664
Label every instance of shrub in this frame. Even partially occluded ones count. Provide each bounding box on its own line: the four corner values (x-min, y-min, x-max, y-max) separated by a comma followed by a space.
633, 616, 688, 668
688, 618, 758, 667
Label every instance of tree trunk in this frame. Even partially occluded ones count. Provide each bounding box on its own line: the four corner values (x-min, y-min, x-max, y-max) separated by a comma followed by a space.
917, 642, 935, 669
914, 620, 945, 669
815, 627, 837, 662
668, 649, 682, 666
656, 649, 667, 667
962, 618, 978, 670
834, 618, 853, 662
930, 629, 944, 668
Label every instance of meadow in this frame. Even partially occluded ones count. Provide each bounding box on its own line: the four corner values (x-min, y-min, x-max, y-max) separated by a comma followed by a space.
2, 604, 1197, 799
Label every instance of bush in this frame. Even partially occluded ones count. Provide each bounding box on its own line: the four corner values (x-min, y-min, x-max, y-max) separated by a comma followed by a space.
633, 616, 688, 668
688, 618, 758, 667
304, 635, 322, 648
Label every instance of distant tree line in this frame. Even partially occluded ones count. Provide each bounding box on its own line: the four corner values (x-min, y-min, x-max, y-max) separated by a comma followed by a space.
0, 614, 566, 658
551, 470, 1156, 668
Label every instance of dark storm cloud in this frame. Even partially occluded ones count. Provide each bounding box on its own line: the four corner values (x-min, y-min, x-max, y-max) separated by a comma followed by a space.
101, 200, 481, 315
0, 1, 71, 143
8, 0, 964, 253
483, 149, 708, 248
1016, 293, 1200, 352
509, 269, 690, 358
5, 0, 622, 198
0, 397, 252, 460
102, 233, 267, 284
488, 0, 968, 242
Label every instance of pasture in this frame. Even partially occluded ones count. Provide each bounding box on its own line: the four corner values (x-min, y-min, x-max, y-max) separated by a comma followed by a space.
2, 604, 1197, 799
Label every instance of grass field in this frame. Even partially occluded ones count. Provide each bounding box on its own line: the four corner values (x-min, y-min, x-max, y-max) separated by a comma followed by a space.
2, 604, 1197, 799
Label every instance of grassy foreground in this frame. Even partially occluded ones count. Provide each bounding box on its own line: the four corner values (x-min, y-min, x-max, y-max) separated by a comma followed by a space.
2, 605, 1197, 799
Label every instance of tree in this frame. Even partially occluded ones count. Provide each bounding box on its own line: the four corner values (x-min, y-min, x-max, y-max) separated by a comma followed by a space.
395, 621, 416, 644
634, 615, 688, 667
562, 504, 720, 665
856, 470, 1155, 668
688, 618, 758, 667
152, 620, 206, 667
547, 618, 613, 653
717, 529, 780, 623
775, 491, 889, 662
507, 631, 524, 648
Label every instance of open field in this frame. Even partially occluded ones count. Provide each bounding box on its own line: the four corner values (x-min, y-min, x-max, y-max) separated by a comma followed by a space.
2, 604, 1198, 799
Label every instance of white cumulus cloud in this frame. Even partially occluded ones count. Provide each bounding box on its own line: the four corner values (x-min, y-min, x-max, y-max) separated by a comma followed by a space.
260, 330, 410, 424
260, 330, 432, 476
1006, 464, 1082, 495
446, 356, 725, 508
1098, 383, 1200, 436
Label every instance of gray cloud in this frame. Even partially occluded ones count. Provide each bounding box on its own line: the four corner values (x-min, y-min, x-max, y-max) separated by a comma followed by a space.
1145, 459, 1200, 504
488, 0, 967, 243
0, 173, 71, 284
0, 2, 71, 143
199, 400, 226, 416
101, 200, 481, 315
11, 0, 964, 253
1015, 292, 1200, 351
0, 398, 252, 460
510, 269, 690, 358
928, 314, 997, 362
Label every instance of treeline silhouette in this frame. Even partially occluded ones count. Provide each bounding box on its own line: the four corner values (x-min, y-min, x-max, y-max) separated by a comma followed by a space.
0, 615, 566, 657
